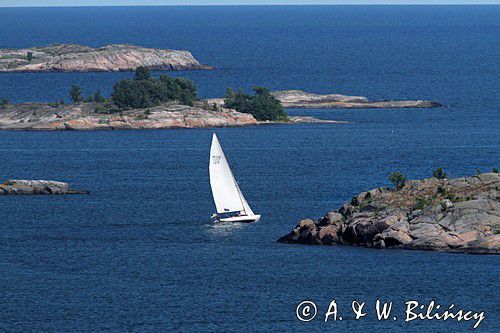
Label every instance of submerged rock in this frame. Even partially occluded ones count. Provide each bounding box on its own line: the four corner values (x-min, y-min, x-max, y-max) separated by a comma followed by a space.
0, 44, 212, 72
278, 173, 500, 254
0, 180, 88, 195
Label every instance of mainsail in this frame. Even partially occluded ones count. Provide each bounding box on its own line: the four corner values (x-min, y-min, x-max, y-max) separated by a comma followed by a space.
209, 133, 251, 215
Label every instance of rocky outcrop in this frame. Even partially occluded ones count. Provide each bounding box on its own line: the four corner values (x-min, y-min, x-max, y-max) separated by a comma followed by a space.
0, 102, 257, 130
271, 90, 443, 109
261, 116, 349, 125
278, 173, 500, 254
0, 44, 212, 72
0, 180, 87, 195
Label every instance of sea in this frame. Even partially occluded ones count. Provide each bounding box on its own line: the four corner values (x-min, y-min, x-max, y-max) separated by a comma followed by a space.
0, 5, 499, 332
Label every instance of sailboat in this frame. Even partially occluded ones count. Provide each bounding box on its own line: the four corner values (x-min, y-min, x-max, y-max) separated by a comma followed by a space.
209, 133, 261, 223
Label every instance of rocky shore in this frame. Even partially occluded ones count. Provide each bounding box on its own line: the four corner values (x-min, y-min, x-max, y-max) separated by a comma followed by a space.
0, 44, 212, 72
278, 173, 500, 254
0, 180, 87, 195
271, 90, 443, 109
0, 102, 258, 130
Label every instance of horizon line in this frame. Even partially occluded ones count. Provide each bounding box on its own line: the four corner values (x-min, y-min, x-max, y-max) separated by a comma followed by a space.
0, 3, 499, 8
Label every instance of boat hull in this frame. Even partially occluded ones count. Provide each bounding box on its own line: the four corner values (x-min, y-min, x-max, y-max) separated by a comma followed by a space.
219, 215, 261, 223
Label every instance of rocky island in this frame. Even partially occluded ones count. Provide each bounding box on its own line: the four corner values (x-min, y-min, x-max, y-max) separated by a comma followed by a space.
207, 90, 442, 109
278, 173, 499, 254
0, 102, 257, 130
0, 180, 87, 195
271, 90, 443, 109
0, 44, 212, 72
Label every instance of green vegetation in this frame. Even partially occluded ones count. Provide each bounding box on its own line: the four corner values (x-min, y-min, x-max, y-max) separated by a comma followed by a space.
94, 99, 113, 114
493, 168, 499, 173
432, 167, 447, 179
135, 109, 152, 120
414, 196, 433, 210
93, 90, 106, 103
358, 198, 373, 211
134, 66, 151, 81
61, 67, 282, 118
388, 172, 407, 190
70, 85, 83, 104
111, 66, 197, 109
47, 100, 65, 108
435, 185, 463, 203
27, 52, 33, 62
437, 185, 447, 195
224, 86, 287, 121
83, 90, 106, 103
0, 97, 10, 109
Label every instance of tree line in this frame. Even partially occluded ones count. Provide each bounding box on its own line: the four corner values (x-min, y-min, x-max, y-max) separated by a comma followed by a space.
2, 66, 287, 121
66, 66, 286, 121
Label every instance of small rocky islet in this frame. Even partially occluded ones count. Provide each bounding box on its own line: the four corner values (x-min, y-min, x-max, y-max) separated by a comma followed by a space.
270, 90, 443, 109
278, 173, 500, 254
0, 180, 87, 195
0, 44, 212, 72
209, 90, 442, 109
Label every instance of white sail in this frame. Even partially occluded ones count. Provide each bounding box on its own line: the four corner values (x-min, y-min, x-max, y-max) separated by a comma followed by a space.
209, 133, 248, 214
237, 185, 254, 216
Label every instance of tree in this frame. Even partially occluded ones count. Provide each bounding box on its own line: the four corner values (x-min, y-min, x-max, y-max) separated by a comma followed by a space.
93, 90, 106, 103
134, 66, 151, 81
388, 172, 407, 190
27, 52, 33, 62
70, 85, 83, 104
224, 86, 287, 121
251, 86, 287, 121
111, 73, 198, 109
432, 167, 447, 179
0, 97, 10, 109
175, 77, 197, 106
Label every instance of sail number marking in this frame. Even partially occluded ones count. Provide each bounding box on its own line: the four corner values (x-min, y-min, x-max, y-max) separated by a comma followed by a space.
212, 155, 222, 165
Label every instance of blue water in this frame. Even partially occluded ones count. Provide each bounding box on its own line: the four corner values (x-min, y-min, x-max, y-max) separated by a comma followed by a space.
0, 5, 499, 332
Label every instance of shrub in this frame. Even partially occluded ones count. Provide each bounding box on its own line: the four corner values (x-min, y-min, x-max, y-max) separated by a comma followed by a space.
94, 105, 107, 114
437, 185, 447, 195
493, 168, 499, 173
224, 86, 287, 121
135, 111, 149, 120
0, 97, 10, 109
70, 85, 83, 104
445, 193, 462, 203
388, 172, 407, 190
414, 196, 433, 210
93, 90, 106, 103
432, 167, 447, 179
27, 52, 33, 61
